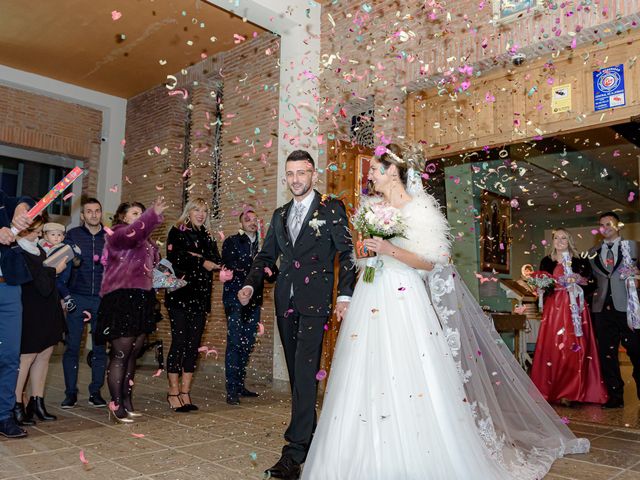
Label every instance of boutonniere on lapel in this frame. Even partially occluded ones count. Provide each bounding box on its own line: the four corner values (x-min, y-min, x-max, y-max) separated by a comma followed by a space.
308, 211, 326, 237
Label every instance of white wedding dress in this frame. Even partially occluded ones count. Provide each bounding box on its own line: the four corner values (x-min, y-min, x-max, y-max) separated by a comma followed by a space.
301, 194, 588, 480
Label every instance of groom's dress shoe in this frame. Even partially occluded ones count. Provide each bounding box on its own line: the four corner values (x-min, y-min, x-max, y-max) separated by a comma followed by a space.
264, 457, 301, 479
240, 388, 259, 398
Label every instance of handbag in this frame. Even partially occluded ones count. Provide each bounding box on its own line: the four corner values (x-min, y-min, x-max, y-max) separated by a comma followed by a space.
152, 258, 187, 292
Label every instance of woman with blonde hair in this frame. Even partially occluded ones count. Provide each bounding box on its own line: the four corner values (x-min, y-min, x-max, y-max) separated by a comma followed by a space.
165, 197, 221, 411
530, 228, 607, 406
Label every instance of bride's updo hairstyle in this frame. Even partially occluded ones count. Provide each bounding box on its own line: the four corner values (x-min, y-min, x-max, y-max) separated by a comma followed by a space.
378, 143, 425, 189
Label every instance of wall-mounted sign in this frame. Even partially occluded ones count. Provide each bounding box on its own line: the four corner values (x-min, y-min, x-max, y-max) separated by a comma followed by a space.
593, 64, 626, 111
493, 0, 542, 23
551, 84, 572, 113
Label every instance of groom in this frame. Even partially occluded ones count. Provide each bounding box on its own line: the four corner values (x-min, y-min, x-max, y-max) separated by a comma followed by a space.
238, 150, 356, 479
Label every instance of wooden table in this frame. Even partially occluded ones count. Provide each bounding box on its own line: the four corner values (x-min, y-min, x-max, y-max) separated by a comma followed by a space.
491, 313, 527, 365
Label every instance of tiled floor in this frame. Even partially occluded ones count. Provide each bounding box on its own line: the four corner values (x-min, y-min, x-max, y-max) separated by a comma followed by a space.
2, 357, 640, 479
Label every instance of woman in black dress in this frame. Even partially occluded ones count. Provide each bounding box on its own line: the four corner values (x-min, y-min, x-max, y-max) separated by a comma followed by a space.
165, 198, 221, 411
13, 216, 66, 426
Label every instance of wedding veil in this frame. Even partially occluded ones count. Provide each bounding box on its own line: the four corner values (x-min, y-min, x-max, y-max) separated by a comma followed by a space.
404, 158, 589, 478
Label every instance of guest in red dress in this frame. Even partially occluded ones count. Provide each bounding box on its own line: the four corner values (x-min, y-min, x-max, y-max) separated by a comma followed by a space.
530, 228, 608, 407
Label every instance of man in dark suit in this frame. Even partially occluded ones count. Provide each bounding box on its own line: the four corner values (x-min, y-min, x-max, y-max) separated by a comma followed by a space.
238, 150, 356, 479
589, 211, 640, 409
222, 208, 269, 405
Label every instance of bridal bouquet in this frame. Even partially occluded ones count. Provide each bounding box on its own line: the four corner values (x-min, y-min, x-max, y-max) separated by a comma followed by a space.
353, 198, 406, 282
526, 271, 556, 310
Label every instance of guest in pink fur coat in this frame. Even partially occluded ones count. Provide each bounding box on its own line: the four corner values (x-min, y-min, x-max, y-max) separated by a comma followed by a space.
96, 196, 167, 423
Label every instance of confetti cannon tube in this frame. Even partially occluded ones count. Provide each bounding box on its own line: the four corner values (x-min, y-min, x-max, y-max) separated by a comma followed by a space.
11, 166, 84, 234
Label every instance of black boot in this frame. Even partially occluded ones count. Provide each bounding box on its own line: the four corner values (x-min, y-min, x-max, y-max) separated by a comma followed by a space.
27, 396, 57, 421
12, 402, 35, 426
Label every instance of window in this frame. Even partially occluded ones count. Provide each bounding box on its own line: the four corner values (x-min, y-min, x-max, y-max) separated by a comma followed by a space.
0, 144, 83, 224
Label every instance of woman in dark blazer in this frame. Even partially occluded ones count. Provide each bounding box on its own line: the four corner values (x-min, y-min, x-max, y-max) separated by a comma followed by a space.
165, 198, 221, 411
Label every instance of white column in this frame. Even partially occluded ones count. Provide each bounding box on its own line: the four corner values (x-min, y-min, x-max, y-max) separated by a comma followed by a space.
206, 0, 322, 383
0, 65, 127, 216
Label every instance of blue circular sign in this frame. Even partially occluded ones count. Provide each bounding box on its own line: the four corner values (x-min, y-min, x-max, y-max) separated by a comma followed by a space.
598, 70, 621, 92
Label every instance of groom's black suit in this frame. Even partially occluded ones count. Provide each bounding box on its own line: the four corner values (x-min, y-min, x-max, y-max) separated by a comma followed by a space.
244, 189, 355, 464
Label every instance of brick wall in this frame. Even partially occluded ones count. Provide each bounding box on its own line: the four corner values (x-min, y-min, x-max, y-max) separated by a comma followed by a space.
122, 33, 281, 385
0, 84, 102, 195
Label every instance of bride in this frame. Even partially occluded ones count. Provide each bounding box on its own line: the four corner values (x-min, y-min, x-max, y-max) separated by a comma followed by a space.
301, 144, 589, 479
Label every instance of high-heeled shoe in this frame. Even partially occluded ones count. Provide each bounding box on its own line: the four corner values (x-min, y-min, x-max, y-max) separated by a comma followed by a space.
180, 392, 198, 411
167, 393, 190, 413
125, 409, 143, 418
109, 410, 134, 424
12, 402, 36, 426
26, 396, 56, 421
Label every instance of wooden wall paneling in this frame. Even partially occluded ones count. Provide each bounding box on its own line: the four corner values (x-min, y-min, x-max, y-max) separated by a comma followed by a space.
410, 29, 640, 158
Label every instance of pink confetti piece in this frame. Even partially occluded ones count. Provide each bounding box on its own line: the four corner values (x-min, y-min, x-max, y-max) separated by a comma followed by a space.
374, 145, 387, 156
79, 450, 89, 465
315, 369, 327, 381
63, 192, 74, 201
560, 416, 570, 424
233, 33, 246, 44
257, 322, 265, 336
629, 192, 636, 202
264, 267, 273, 276
111, 10, 122, 21
514, 305, 527, 314
82, 311, 91, 323
152, 369, 163, 377
575, 204, 582, 213
205, 348, 218, 358
219, 269, 233, 282
302, 70, 317, 81
131, 433, 145, 438
198, 346, 218, 358
168, 89, 189, 99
